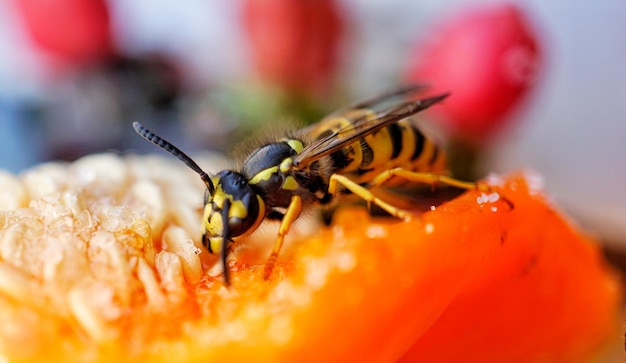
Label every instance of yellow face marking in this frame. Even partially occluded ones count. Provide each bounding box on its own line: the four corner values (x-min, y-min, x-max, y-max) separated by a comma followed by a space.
282, 176, 299, 191
205, 195, 266, 255
210, 183, 226, 207
204, 209, 224, 237
209, 189, 249, 219
249, 166, 279, 185
210, 176, 221, 189
208, 236, 224, 254
204, 185, 250, 255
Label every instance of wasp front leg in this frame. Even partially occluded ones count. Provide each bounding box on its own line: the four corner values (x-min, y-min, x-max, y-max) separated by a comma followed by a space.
263, 195, 303, 280
367, 168, 492, 192
328, 174, 413, 221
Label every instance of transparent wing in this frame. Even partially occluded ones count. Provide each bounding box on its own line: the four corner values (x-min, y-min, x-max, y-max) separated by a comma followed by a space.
293, 90, 448, 168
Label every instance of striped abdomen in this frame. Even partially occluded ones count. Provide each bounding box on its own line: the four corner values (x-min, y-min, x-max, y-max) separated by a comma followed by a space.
309, 109, 447, 186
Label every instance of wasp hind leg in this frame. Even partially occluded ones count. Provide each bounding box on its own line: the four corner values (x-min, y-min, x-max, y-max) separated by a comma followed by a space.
328, 174, 413, 221
263, 195, 303, 280
366, 168, 513, 209
367, 168, 492, 192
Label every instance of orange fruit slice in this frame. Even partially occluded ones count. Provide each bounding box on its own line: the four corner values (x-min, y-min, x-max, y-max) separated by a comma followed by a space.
0, 155, 621, 362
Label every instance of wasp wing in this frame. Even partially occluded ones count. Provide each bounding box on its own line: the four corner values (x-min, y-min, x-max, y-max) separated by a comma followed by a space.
293, 92, 449, 168
297, 84, 431, 137
327, 84, 431, 116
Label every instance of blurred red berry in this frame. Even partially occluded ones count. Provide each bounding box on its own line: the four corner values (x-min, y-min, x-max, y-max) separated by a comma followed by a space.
406, 3, 542, 142
242, 0, 344, 94
15, 0, 114, 68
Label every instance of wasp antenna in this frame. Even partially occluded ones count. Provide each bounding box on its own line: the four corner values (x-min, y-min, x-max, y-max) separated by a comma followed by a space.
132, 122, 215, 193
220, 199, 232, 286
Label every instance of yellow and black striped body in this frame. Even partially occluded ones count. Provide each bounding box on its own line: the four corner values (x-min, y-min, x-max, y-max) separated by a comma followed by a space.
240, 111, 449, 218
304, 110, 447, 188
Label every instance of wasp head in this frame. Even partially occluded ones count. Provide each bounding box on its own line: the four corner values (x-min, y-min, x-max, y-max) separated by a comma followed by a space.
202, 170, 266, 256
132, 122, 266, 284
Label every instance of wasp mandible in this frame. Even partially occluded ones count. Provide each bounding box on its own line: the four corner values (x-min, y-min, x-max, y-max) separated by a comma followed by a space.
133, 85, 492, 285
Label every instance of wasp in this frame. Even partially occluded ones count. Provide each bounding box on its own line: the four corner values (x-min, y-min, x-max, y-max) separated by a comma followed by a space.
133, 85, 492, 285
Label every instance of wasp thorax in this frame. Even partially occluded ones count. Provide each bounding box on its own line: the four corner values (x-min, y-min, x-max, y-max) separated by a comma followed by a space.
203, 170, 265, 254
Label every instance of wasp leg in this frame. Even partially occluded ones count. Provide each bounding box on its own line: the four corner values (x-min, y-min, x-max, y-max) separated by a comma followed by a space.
263, 195, 303, 280
328, 174, 412, 221
367, 168, 492, 192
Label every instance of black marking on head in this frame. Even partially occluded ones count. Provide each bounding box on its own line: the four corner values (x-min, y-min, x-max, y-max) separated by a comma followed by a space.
218, 170, 249, 198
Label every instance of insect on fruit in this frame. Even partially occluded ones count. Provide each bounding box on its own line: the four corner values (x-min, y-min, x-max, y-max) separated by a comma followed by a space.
133, 85, 494, 285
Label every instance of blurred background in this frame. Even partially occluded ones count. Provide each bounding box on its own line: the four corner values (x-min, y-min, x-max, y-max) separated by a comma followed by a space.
0, 0, 625, 267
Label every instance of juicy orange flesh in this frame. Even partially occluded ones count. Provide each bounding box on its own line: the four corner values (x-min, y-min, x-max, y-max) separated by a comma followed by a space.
154, 175, 619, 362
0, 170, 621, 362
